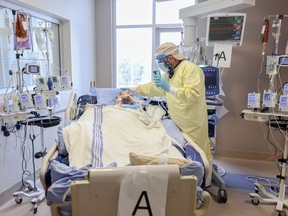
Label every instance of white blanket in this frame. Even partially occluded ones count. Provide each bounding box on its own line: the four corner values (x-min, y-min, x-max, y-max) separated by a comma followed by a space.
62, 106, 184, 169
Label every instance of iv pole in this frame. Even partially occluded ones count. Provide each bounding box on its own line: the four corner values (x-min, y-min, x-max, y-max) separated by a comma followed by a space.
11, 10, 47, 214
12, 10, 24, 94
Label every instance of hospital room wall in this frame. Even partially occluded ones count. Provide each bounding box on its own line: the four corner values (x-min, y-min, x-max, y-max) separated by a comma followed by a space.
0, 0, 96, 195
198, 0, 288, 160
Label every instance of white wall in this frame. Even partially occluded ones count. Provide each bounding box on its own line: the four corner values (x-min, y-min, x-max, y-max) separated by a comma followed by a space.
95, 0, 114, 87
0, 0, 96, 194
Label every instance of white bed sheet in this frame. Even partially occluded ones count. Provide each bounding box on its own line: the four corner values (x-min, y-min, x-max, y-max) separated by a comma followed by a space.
62, 105, 184, 169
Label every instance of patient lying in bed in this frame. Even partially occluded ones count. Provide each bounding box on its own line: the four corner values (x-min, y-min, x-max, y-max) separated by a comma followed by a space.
46, 94, 205, 211
115, 90, 134, 105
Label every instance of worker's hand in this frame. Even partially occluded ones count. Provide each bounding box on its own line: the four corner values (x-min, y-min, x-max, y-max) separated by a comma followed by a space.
121, 104, 139, 109
153, 76, 170, 92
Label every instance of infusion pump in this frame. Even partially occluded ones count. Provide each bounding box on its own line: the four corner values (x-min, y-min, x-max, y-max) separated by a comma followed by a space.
247, 92, 260, 109
248, 89, 288, 112
4, 95, 20, 113
19, 93, 34, 109
33, 94, 47, 110
247, 91, 277, 109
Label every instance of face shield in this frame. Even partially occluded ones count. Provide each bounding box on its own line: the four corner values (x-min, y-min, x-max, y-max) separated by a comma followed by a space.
155, 53, 175, 78
155, 54, 169, 73
155, 53, 166, 62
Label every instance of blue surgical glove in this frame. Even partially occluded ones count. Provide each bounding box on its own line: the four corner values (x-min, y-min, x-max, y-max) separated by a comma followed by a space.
121, 104, 139, 109
153, 76, 170, 92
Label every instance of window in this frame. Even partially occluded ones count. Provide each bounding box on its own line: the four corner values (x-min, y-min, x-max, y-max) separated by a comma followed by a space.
116, 28, 152, 86
116, 0, 152, 25
0, 4, 61, 90
114, 0, 194, 88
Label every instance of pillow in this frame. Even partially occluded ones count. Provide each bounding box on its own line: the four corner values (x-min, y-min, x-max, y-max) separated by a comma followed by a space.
90, 88, 122, 105
129, 152, 190, 168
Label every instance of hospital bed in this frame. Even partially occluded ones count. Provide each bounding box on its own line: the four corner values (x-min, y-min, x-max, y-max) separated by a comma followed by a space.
39, 89, 211, 216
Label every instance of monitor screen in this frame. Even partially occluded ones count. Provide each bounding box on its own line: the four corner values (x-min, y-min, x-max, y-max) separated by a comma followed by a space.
200, 65, 220, 97
206, 13, 246, 47
27, 64, 40, 75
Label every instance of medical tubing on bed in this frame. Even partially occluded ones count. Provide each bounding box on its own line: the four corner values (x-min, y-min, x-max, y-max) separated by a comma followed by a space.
158, 100, 169, 118
131, 93, 151, 106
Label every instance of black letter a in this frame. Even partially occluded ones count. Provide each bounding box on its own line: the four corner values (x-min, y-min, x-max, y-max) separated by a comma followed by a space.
218, 51, 226, 61
132, 191, 153, 216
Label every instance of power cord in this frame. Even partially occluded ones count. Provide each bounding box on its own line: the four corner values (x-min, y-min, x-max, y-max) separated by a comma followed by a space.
246, 175, 281, 196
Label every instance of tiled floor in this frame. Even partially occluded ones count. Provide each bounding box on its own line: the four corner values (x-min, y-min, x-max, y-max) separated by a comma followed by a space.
207, 156, 284, 216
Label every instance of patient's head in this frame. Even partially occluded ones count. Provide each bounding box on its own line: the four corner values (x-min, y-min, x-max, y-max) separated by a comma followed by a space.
116, 90, 134, 105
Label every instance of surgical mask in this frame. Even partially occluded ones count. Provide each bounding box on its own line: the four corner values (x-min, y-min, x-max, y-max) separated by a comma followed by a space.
158, 62, 169, 73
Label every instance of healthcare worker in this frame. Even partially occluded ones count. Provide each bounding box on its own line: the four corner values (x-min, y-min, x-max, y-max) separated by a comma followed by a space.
130, 42, 211, 160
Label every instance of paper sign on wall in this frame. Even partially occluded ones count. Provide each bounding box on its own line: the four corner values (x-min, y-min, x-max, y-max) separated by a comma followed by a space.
212, 44, 233, 68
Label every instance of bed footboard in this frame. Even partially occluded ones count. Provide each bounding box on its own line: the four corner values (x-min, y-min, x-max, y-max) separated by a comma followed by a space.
68, 165, 210, 216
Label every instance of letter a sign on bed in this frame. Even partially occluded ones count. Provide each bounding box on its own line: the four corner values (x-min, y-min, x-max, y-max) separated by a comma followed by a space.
117, 171, 169, 216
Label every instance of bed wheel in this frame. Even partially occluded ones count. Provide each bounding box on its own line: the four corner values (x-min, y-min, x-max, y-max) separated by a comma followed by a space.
33, 203, 38, 214
217, 189, 227, 203
15, 196, 22, 204
278, 211, 286, 216
251, 197, 259, 205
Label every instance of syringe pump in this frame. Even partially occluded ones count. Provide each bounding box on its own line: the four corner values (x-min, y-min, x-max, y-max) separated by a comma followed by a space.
247, 92, 260, 109
50, 76, 61, 90
36, 77, 49, 91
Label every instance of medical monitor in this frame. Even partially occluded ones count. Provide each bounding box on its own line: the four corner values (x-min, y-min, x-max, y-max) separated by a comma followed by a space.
206, 13, 247, 47
200, 65, 220, 97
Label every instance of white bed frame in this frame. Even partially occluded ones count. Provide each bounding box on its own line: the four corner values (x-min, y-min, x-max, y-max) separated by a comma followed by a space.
39, 91, 212, 215
40, 142, 211, 216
